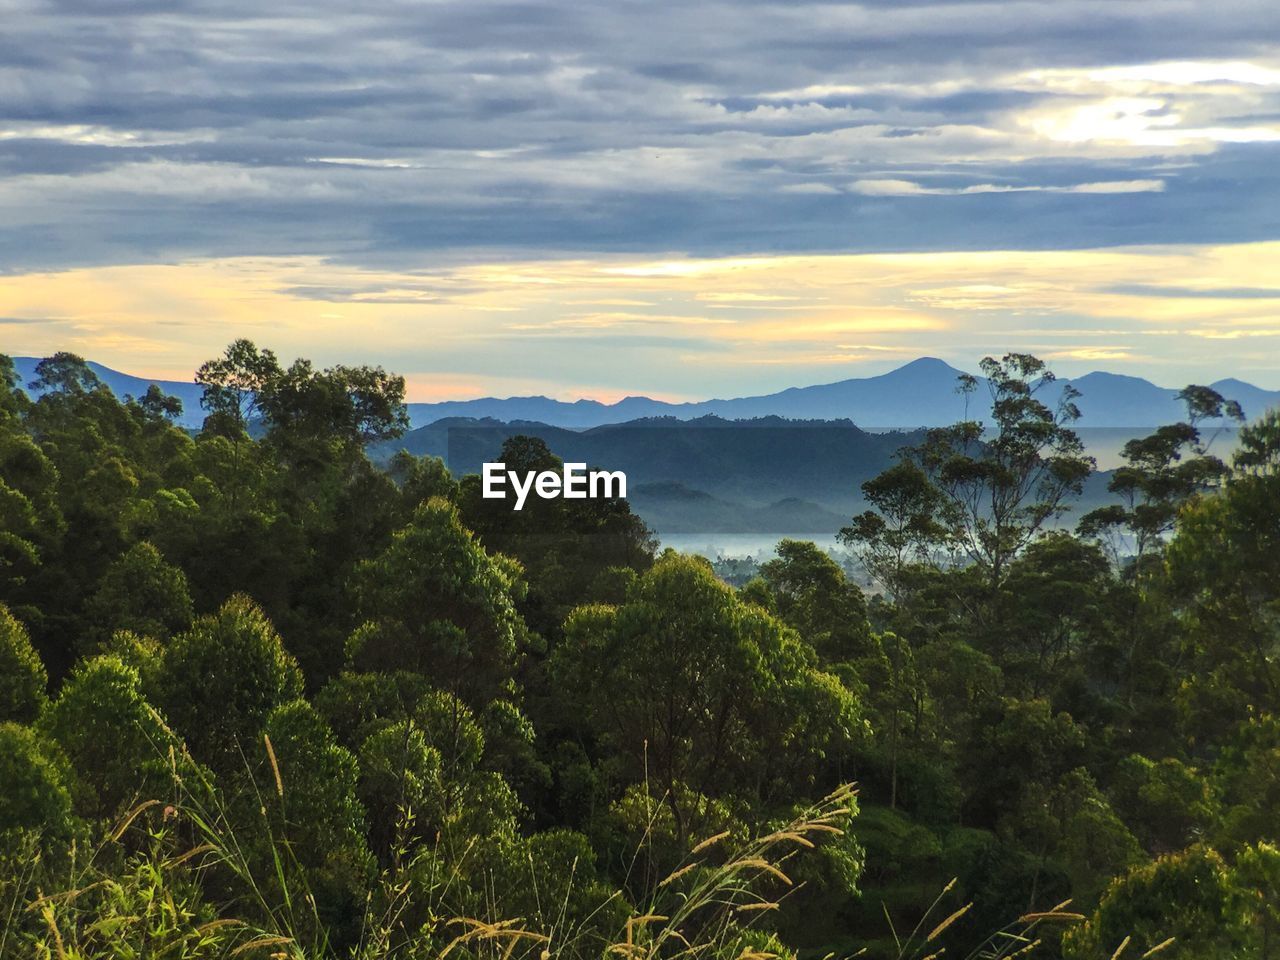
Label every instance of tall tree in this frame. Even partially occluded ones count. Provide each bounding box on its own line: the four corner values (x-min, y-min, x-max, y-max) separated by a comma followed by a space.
1078, 384, 1244, 570
195, 338, 280, 436
910, 354, 1093, 591
348, 498, 529, 707
0, 603, 46, 723
27, 352, 103, 397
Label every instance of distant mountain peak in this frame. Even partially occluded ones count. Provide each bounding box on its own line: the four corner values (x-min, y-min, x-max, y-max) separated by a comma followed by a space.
12, 354, 1279, 432
898, 356, 957, 371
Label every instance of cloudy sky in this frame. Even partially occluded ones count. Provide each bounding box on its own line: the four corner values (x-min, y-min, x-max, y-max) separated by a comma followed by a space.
3, 0, 1280, 399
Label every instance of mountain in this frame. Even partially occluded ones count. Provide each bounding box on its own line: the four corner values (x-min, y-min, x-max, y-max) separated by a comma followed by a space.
372, 413, 1128, 535
371, 415, 923, 534
11, 357, 207, 427
402, 357, 1280, 429
12, 355, 1280, 431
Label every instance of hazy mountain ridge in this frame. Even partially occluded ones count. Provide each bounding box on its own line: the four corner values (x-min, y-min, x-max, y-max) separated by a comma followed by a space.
12, 355, 1280, 431
412, 358, 1280, 428
370, 415, 1126, 535
11, 357, 208, 427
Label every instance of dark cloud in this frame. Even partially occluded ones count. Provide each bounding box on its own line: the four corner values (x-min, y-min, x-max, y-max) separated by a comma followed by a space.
2, 0, 1279, 269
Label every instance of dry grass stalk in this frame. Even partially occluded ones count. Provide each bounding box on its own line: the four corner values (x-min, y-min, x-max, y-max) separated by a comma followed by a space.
264, 734, 284, 798
926, 903, 972, 942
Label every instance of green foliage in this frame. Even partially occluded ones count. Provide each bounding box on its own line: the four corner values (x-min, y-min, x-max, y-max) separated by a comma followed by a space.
194, 337, 280, 435
909, 353, 1094, 589
1211, 713, 1280, 848
28, 352, 104, 396
314, 669, 434, 748
553, 553, 863, 823
456, 433, 656, 639
0, 603, 46, 723
259, 357, 409, 448
758, 538, 872, 662
349, 497, 529, 705
1063, 846, 1244, 959
1112, 754, 1217, 854
83, 541, 194, 649
5, 345, 1280, 959
0, 722, 75, 839
154, 594, 304, 768
839, 459, 947, 601
4, 831, 238, 958
246, 699, 375, 940
1236, 841, 1280, 954
38, 654, 189, 819
387, 450, 460, 507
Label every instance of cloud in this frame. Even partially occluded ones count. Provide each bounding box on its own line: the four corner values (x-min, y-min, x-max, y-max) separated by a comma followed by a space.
1, 0, 1279, 400
0, 0, 1277, 270
850, 178, 1166, 196
1104, 283, 1280, 299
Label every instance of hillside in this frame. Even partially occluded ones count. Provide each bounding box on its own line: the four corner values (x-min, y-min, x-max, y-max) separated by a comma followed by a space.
13, 355, 1280, 430
372, 414, 1122, 535
401, 357, 1280, 428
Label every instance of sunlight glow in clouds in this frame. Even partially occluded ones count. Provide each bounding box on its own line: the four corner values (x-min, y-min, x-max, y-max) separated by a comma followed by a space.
3, 0, 1280, 399
4, 241, 1280, 398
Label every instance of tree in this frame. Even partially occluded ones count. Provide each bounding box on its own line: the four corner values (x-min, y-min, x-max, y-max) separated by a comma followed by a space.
314, 669, 435, 749
758, 539, 872, 663
551, 553, 862, 831
257, 359, 409, 448
996, 532, 1112, 697
242, 699, 374, 942
909, 354, 1093, 591
1078, 384, 1243, 570
457, 434, 656, 641
856, 631, 933, 811
387, 452, 459, 513
1063, 846, 1245, 959
960, 697, 1086, 830
0, 354, 25, 417
153, 595, 304, 767
0, 603, 46, 723
131, 384, 184, 424
0, 433, 56, 618
839, 459, 949, 601
1111, 754, 1217, 854
347, 498, 529, 707
39, 655, 189, 819
1236, 842, 1280, 959
27, 352, 103, 397
0, 723, 76, 839
83, 541, 194, 649
1006, 767, 1141, 908
195, 339, 281, 436
1165, 410, 1280, 732
1211, 713, 1280, 849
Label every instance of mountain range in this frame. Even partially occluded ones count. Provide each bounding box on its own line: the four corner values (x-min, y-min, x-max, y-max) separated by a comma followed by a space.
10, 355, 1279, 431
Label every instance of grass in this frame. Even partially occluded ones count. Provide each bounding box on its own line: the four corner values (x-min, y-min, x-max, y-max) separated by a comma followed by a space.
2, 754, 1092, 960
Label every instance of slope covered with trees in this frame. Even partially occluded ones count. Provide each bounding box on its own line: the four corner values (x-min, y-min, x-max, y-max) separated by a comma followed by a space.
0, 344, 1276, 959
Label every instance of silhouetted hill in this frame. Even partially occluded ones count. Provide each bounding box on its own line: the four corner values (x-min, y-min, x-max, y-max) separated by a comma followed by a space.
13, 355, 1280, 432
402, 357, 1280, 429
12, 357, 206, 427
372, 415, 921, 512
372, 415, 1131, 535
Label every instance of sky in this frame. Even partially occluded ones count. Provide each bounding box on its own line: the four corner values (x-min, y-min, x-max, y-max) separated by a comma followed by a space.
2, 0, 1280, 399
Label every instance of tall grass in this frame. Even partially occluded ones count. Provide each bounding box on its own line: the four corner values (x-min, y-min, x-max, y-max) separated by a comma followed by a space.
2, 762, 1088, 959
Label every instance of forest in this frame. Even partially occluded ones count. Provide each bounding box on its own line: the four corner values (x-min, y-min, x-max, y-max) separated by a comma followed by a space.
0, 342, 1277, 959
